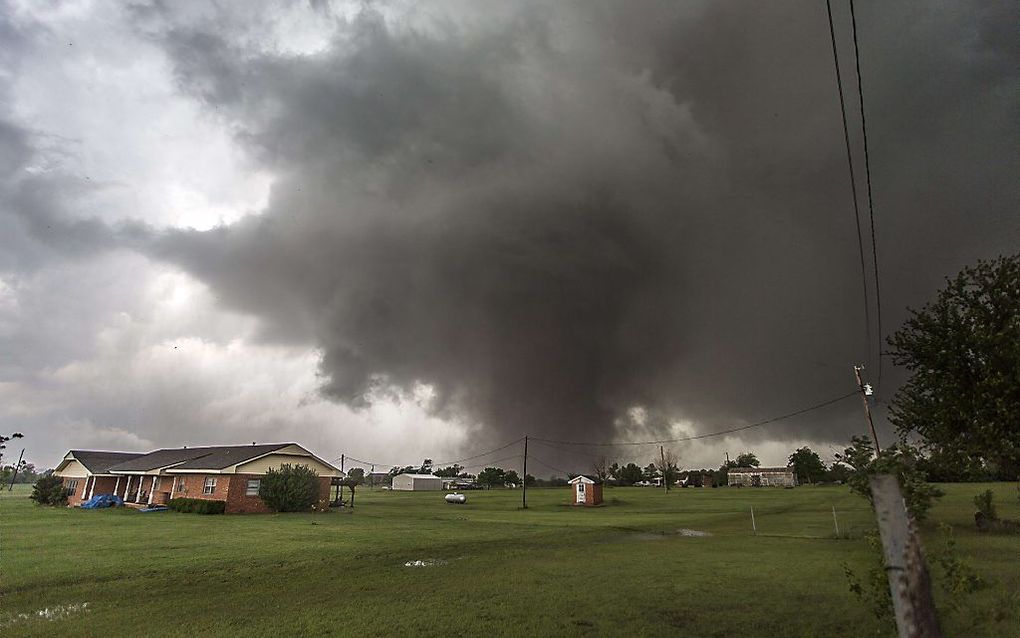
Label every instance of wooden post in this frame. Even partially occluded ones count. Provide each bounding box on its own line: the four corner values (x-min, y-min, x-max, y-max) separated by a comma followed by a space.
750, 506, 757, 535
660, 446, 667, 494
853, 365, 881, 453
522, 436, 528, 509
869, 474, 942, 638
832, 505, 840, 537
7, 449, 24, 490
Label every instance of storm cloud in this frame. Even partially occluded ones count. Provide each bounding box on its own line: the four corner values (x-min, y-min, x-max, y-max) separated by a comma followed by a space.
3, 1, 1018, 469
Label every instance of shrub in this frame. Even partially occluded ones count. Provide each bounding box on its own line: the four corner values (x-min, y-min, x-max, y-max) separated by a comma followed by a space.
29, 475, 69, 506
835, 436, 944, 521
259, 464, 320, 512
167, 497, 226, 514
973, 490, 997, 520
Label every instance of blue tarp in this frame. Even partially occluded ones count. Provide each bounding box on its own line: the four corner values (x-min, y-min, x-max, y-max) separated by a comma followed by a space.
81, 493, 124, 509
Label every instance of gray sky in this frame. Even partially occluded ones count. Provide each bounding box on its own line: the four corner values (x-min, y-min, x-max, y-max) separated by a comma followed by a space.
2, 1, 1017, 474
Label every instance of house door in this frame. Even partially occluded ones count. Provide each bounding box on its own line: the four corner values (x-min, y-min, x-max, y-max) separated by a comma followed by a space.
576, 483, 585, 503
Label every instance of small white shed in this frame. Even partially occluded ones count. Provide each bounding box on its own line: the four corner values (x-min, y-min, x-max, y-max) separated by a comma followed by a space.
391, 473, 444, 491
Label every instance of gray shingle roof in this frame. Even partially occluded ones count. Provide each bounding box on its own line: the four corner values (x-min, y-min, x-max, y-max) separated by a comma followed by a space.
107, 444, 291, 472
70, 450, 146, 474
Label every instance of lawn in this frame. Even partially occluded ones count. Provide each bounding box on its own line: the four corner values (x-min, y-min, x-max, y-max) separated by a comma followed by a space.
1, 483, 1017, 637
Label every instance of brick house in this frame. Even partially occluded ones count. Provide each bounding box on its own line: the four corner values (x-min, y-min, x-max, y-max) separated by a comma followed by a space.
54, 443, 343, 513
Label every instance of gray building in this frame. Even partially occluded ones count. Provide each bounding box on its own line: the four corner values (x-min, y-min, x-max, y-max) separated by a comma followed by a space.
727, 466, 797, 487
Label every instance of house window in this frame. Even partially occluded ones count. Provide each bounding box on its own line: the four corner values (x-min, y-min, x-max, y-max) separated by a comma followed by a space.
67, 479, 79, 492
176, 477, 187, 491
203, 477, 217, 495
246, 479, 261, 497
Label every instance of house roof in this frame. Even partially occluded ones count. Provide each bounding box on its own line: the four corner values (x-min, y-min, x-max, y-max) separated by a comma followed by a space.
107, 444, 291, 472
68, 450, 146, 474
728, 466, 794, 473
568, 475, 598, 484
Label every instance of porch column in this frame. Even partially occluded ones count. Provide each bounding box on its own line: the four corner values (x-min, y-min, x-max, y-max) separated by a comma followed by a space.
168, 476, 175, 500
114, 476, 121, 498
148, 476, 157, 505
87, 476, 96, 500
136, 475, 144, 502
124, 476, 132, 500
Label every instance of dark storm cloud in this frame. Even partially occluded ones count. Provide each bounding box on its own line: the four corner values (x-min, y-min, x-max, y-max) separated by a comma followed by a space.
129, 1, 1019, 449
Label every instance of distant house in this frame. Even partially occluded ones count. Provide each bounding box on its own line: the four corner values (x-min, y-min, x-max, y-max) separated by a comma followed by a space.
567, 475, 603, 506
727, 466, 797, 487
53, 443, 343, 513
391, 473, 443, 491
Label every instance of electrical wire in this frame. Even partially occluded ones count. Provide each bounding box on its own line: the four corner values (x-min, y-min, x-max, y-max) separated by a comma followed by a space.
826, 0, 872, 365
849, 0, 884, 393
334, 436, 525, 472
529, 391, 858, 447
526, 454, 576, 477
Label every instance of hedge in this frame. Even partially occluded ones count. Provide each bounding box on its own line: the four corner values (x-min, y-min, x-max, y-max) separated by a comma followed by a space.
167, 497, 226, 515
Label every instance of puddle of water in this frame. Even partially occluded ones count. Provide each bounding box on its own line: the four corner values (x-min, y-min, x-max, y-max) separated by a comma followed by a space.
403, 559, 448, 567
1, 602, 89, 628
676, 528, 711, 537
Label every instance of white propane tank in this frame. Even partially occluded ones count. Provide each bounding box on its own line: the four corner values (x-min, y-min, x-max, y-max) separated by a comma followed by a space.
445, 492, 467, 504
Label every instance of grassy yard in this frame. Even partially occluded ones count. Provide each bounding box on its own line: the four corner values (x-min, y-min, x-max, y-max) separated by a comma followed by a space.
1, 482, 1017, 637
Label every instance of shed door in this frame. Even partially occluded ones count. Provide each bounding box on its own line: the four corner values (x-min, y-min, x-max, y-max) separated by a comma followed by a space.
576, 483, 585, 503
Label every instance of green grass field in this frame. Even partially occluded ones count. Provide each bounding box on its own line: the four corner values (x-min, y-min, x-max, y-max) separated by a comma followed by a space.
2, 483, 1018, 637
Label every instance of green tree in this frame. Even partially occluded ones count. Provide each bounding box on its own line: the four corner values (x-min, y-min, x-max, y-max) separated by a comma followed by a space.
834, 436, 944, 521
655, 449, 681, 491
258, 464, 321, 512
524, 474, 536, 486
434, 464, 464, 477
503, 470, 521, 487
30, 475, 68, 506
734, 452, 760, 468
642, 463, 658, 482
788, 447, 827, 484
476, 467, 505, 489
887, 254, 1020, 479
342, 467, 365, 508
617, 463, 644, 486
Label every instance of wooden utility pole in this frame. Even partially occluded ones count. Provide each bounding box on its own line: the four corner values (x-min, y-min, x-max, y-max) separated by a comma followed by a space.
660, 446, 667, 494
853, 365, 881, 453
870, 475, 942, 637
522, 436, 528, 509
340, 454, 345, 474
8, 448, 24, 491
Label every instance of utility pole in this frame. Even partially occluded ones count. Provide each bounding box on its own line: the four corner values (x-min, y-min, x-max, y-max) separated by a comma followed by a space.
522, 436, 528, 509
725, 452, 730, 466
8, 448, 24, 491
660, 446, 667, 494
340, 454, 345, 474
853, 365, 881, 454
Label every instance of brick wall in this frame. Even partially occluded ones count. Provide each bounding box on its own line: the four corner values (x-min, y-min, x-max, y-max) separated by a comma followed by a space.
171, 474, 230, 501
62, 477, 88, 506
224, 474, 272, 514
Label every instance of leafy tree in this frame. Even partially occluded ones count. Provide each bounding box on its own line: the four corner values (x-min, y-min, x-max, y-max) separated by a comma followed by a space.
834, 436, 944, 521
788, 447, 827, 484
642, 463, 658, 482
734, 452, 760, 468
608, 462, 621, 482
503, 470, 521, 487
826, 462, 852, 484
887, 255, 1020, 479
258, 464, 321, 512
418, 458, 433, 474
342, 467, 365, 508
30, 475, 68, 506
524, 474, 536, 486
0, 432, 23, 466
476, 467, 505, 489
617, 463, 644, 486
434, 464, 464, 477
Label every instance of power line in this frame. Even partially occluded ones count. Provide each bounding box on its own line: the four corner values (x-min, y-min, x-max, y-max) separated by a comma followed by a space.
826, 0, 872, 363
334, 436, 525, 472
530, 391, 858, 447
527, 454, 575, 477
849, 0, 884, 393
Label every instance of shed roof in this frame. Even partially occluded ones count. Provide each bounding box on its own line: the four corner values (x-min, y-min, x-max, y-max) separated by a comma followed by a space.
397, 473, 442, 479
68, 451, 146, 474
568, 475, 598, 484
728, 466, 794, 473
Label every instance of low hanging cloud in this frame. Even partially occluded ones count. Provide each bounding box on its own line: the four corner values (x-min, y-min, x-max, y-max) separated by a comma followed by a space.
137, 1, 1018, 450
2, 1, 1018, 468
